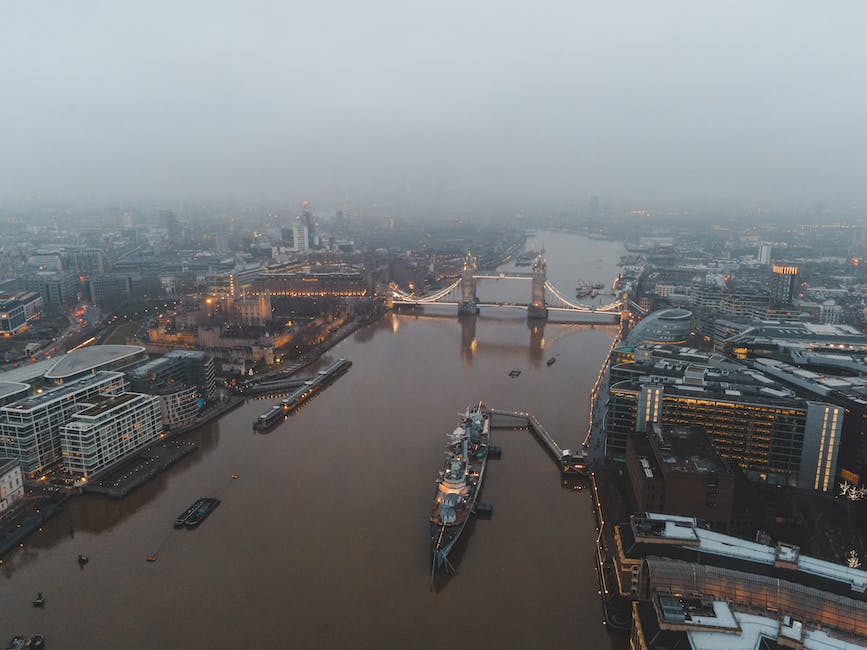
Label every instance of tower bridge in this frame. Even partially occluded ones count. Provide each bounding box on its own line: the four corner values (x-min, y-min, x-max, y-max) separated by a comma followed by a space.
389, 253, 626, 324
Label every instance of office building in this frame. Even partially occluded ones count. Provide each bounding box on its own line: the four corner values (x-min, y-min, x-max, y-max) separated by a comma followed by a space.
626, 424, 735, 528
757, 241, 772, 265
616, 513, 867, 648
86, 275, 132, 305
292, 225, 309, 253
605, 354, 843, 492
128, 349, 215, 400
251, 271, 367, 298
22, 270, 80, 307
723, 320, 867, 359
43, 344, 147, 386
59, 392, 162, 478
0, 292, 43, 336
0, 371, 127, 474
151, 385, 200, 431
625, 308, 693, 347
770, 264, 799, 305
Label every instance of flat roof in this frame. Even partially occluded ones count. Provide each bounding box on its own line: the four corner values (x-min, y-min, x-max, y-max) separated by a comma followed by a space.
3, 371, 124, 411
0, 359, 56, 384
0, 381, 31, 401
633, 513, 867, 594
44, 345, 146, 379
687, 609, 867, 649
0, 457, 20, 475
76, 392, 143, 417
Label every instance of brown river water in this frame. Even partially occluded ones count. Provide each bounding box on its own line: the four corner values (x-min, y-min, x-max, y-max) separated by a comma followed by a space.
1, 232, 627, 649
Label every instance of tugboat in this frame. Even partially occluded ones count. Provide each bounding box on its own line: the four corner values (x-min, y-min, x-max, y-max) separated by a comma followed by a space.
32, 593, 45, 608
77, 554, 89, 565
25, 635, 46, 650
430, 403, 490, 573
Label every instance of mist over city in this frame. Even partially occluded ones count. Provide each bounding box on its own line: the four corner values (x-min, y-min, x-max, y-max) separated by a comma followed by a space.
4, 4, 867, 650
2, 1, 866, 215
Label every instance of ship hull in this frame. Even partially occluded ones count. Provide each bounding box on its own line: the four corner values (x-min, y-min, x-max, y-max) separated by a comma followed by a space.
429, 404, 490, 570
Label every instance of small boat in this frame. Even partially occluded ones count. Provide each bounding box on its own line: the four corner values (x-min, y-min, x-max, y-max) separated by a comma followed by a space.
25, 635, 46, 650
77, 554, 89, 565
547, 357, 556, 366
32, 593, 45, 608
6, 636, 25, 650
174, 498, 207, 528
508, 370, 521, 378
146, 555, 157, 562
231, 473, 240, 479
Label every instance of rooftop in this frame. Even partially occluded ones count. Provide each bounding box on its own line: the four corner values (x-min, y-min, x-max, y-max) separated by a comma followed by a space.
75, 392, 144, 418
649, 424, 733, 475
0, 381, 31, 402
3, 371, 124, 411
44, 344, 146, 380
630, 513, 867, 595
0, 457, 20, 475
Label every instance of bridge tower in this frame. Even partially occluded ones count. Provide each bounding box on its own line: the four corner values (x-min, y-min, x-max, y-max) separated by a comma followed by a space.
384, 284, 394, 310
458, 252, 478, 315
527, 253, 548, 319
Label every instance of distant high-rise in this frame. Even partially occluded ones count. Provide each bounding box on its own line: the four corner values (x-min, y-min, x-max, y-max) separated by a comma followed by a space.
757, 242, 771, 265
770, 264, 799, 305
302, 201, 314, 248
293, 225, 309, 253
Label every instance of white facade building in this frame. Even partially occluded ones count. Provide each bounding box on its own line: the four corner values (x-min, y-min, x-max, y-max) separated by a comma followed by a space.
0, 459, 24, 515
292, 225, 309, 252
0, 371, 127, 474
60, 392, 163, 478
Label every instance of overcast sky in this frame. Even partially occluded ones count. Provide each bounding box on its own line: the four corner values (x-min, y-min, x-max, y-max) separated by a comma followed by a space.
2, 1, 866, 213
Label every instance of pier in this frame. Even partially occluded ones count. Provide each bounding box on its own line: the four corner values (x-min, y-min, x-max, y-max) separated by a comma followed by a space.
489, 409, 562, 460
488, 409, 587, 475
254, 358, 352, 428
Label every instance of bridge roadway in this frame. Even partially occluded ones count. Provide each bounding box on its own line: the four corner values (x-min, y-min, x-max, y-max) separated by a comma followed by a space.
488, 408, 563, 461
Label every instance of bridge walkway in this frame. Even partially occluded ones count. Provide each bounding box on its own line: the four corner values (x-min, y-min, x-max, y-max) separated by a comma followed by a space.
488, 408, 563, 461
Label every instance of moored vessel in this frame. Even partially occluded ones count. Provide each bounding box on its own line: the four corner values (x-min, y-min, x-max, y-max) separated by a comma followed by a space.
174, 498, 208, 528
185, 497, 220, 528
430, 402, 490, 572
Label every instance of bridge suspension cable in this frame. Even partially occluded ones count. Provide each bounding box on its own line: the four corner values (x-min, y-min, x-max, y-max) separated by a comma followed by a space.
627, 299, 648, 316
391, 278, 461, 303
544, 281, 620, 313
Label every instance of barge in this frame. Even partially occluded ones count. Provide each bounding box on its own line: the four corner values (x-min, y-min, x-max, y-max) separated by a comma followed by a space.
174, 497, 219, 528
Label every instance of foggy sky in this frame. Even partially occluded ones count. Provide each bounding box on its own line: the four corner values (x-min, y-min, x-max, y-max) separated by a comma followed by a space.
2, 1, 866, 212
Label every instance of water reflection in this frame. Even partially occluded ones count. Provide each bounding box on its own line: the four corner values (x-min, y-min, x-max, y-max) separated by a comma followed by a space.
528, 320, 546, 367
460, 315, 477, 366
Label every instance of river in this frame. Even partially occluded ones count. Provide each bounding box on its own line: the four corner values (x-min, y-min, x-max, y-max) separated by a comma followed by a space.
1, 231, 627, 649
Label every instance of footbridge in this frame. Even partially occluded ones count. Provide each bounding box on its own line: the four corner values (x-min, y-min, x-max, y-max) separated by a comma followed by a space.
389, 253, 626, 323
488, 408, 587, 474
489, 408, 562, 459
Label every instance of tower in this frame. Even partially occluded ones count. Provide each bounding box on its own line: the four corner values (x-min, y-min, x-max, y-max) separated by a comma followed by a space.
758, 242, 772, 265
458, 253, 478, 315
770, 264, 799, 305
528, 253, 548, 320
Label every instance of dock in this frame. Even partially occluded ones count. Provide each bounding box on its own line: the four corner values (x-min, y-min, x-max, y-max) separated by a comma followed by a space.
254, 358, 352, 428
489, 409, 562, 459
488, 409, 587, 474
